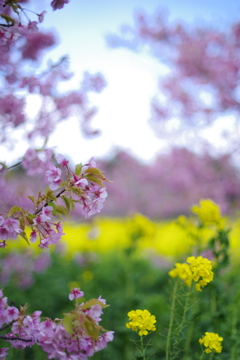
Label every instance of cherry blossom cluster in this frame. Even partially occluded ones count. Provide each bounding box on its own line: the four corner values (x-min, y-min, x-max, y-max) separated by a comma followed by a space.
0, 154, 108, 249
0, 0, 107, 225
0, 1, 113, 358
22, 149, 54, 177
0, 217, 22, 245
45, 155, 108, 219
0, 288, 113, 360
0, 0, 106, 150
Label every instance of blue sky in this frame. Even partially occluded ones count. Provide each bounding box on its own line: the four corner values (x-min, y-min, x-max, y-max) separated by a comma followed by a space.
5, 0, 240, 165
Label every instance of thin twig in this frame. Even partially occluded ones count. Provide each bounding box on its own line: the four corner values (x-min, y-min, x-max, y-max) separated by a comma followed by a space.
34, 188, 66, 215
7, 161, 22, 170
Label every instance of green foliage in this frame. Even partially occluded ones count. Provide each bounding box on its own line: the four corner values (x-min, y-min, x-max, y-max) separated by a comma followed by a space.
75, 163, 82, 176
1, 235, 240, 360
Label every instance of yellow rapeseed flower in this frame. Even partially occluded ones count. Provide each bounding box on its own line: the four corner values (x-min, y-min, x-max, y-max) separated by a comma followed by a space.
168, 263, 192, 287
169, 256, 214, 291
126, 309, 156, 336
199, 332, 223, 353
191, 199, 221, 226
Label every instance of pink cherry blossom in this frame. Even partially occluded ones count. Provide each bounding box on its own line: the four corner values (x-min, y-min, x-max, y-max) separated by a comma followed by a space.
56, 154, 69, 167
46, 166, 61, 183
38, 11, 47, 23
40, 206, 53, 222
0, 218, 22, 240
0, 348, 8, 360
69, 288, 84, 301
4, 306, 19, 322
51, 0, 69, 11
30, 230, 37, 243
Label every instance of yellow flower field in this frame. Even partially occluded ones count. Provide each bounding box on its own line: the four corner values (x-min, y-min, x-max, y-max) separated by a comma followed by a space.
8, 211, 240, 262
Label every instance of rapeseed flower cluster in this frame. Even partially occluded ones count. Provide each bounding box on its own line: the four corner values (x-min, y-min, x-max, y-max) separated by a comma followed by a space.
169, 256, 214, 291
126, 309, 156, 336
191, 199, 221, 226
199, 332, 223, 353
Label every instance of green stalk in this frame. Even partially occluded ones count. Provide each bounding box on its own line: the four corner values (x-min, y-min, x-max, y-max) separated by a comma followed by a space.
171, 283, 192, 360
140, 335, 146, 360
199, 350, 205, 360
230, 294, 239, 360
166, 280, 179, 360
183, 320, 194, 359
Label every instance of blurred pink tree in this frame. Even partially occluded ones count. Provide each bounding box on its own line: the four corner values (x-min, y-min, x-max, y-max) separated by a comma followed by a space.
98, 148, 240, 218
107, 8, 240, 151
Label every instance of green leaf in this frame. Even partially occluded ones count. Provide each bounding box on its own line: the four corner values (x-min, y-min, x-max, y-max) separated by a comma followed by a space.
0, 14, 15, 24
45, 187, 57, 201
84, 167, 107, 180
27, 196, 36, 204
19, 232, 30, 245
26, 215, 34, 225
59, 181, 67, 188
75, 163, 82, 176
8, 205, 22, 217
55, 205, 69, 216
71, 187, 83, 197
63, 314, 74, 335
84, 167, 103, 175
47, 202, 56, 210
84, 315, 103, 341
80, 299, 109, 310
85, 175, 103, 187
62, 196, 74, 211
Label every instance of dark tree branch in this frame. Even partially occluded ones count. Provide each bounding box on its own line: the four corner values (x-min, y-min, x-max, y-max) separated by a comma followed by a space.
0, 335, 32, 342
0, 23, 14, 27
0, 320, 14, 331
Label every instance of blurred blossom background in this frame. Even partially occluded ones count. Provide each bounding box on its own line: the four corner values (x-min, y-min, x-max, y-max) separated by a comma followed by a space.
2, 0, 240, 218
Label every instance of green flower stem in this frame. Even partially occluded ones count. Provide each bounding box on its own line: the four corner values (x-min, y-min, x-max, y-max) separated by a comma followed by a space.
200, 350, 205, 360
230, 292, 240, 360
183, 320, 194, 359
171, 283, 192, 360
140, 336, 146, 360
166, 280, 179, 360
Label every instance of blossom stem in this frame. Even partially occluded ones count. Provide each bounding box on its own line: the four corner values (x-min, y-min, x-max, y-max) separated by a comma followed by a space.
200, 350, 205, 360
166, 280, 179, 360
